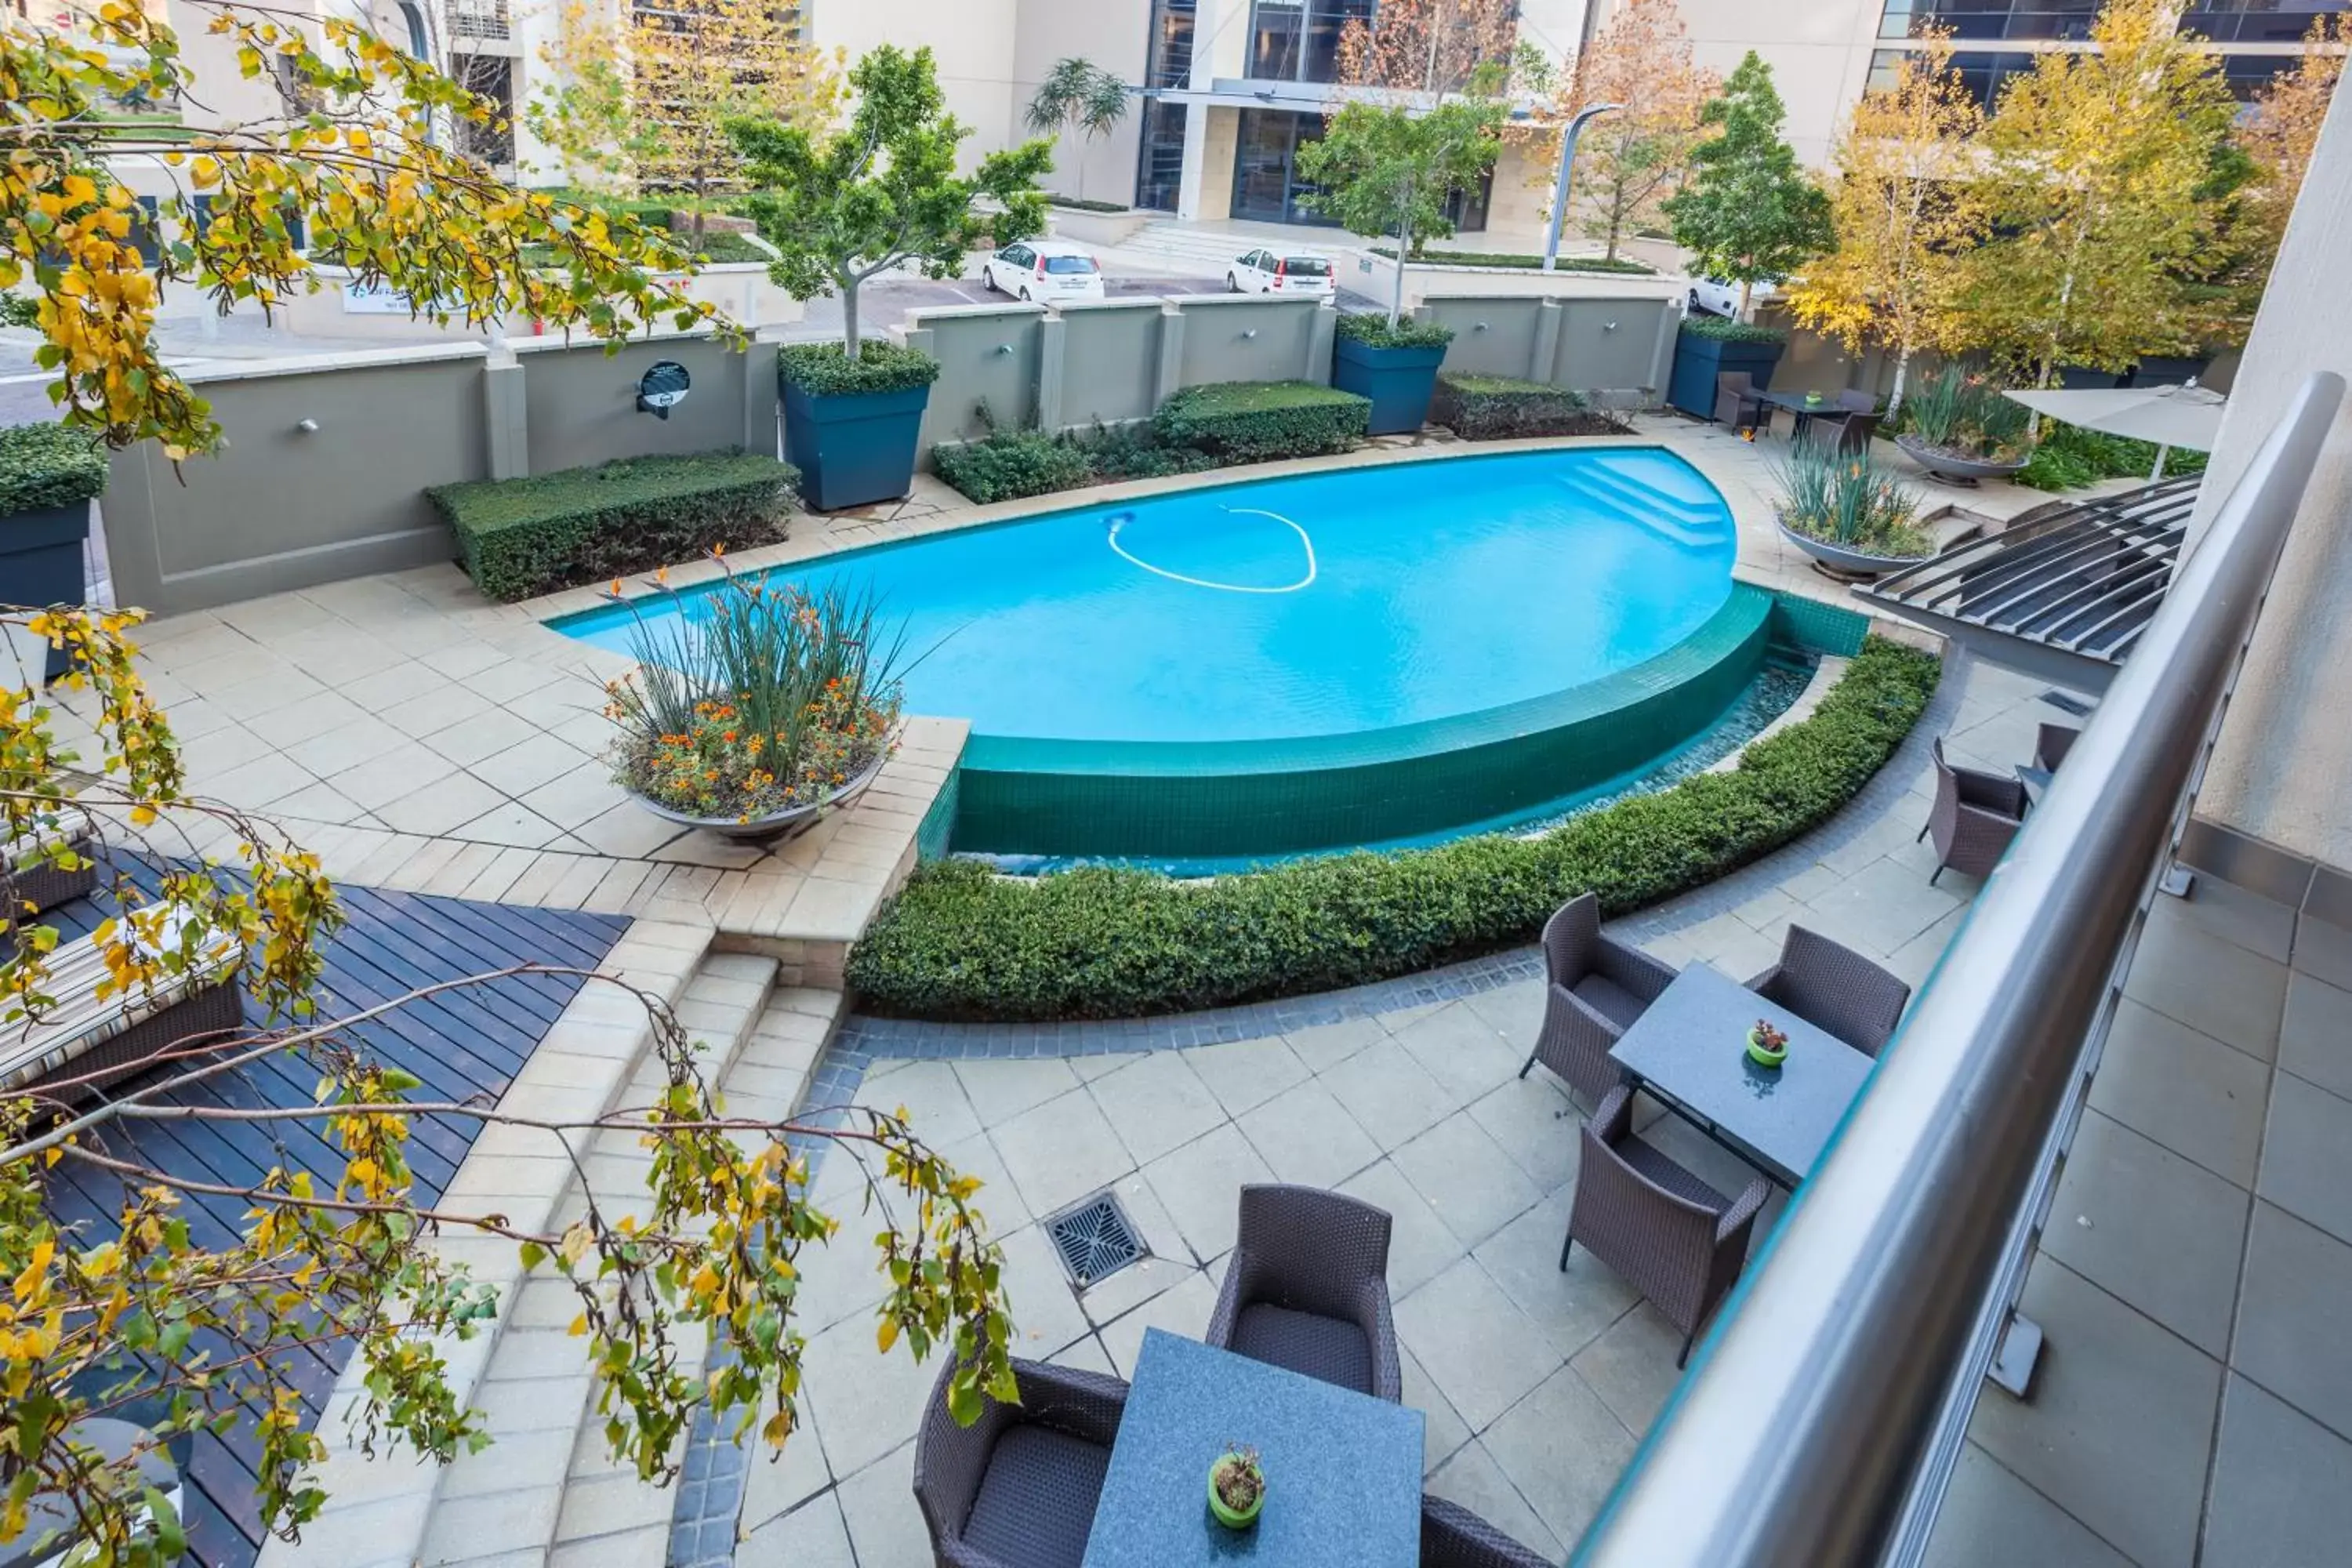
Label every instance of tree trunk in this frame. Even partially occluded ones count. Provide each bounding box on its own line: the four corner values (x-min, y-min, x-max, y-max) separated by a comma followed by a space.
843, 276, 862, 358
1390, 213, 1411, 328
1889, 347, 1911, 416
1738, 278, 1753, 319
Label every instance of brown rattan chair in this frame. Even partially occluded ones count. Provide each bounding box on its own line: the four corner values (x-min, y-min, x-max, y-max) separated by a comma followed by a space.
1421, 1494, 1552, 1568
1519, 891, 1676, 1105
1835, 388, 1878, 413
1744, 924, 1912, 1058
1560, 1086, 1771, 1368
2, 806, 97, 931
1922, 735, 2027, 887
1205, 1184, 1403, 1402
1714, 372, 1766, 431
912, 1356, 1129, 1568
2034, 721, 2081, 773
1828, 408, 1883, 455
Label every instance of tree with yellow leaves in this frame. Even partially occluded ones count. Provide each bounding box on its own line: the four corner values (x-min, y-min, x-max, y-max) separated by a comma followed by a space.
1960, 0, 2246, 387
1785, 34, 1982, 412
1, 0, 723, 458
1544, 0, 1717, 263
529, 0, 840, 242
0, 602, 1017, 1566
2238, 15, 2347, 249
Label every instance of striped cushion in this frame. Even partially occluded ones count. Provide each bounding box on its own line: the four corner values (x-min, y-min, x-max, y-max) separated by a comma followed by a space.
1, 904, 239, 1094
5, 804, 96, 872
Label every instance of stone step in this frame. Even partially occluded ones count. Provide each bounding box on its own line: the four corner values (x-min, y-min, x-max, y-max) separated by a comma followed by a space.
529, 982, 848, 1568
410, 950, 783, 1568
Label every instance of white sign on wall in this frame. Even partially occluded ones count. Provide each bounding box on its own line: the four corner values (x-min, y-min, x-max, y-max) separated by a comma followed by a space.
340, 281, 417, 315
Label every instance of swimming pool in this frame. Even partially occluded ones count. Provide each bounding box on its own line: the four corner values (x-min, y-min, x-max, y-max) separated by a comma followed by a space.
556, 447, 1770, 859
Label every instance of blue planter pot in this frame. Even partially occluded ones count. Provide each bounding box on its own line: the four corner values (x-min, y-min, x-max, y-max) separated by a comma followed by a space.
1, 499, 95, 681
781, 379, 931, 512
1668, 330, 1784, 419
1331, 338, 1447, 435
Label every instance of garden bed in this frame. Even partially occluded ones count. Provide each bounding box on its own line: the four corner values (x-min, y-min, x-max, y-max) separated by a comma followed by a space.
1370, 246, 1654, 276
1432, 373, 1633, 441
846, 637, 1940, 1021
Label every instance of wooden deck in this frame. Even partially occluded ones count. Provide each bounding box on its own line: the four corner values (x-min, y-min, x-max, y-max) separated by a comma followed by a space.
35, 873, 627, 1568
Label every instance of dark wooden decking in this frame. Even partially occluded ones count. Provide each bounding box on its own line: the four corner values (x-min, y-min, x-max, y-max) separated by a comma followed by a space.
36, 873, 627, 1568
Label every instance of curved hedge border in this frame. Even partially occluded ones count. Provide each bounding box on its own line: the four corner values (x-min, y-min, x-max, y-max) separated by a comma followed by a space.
847, 637, 1940, 1021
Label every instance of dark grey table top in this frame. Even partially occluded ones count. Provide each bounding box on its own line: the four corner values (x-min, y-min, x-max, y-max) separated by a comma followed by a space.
1757, 389, 1850, 413
1081, 1329, 1423, 1568
1607, 962, 1877, 1185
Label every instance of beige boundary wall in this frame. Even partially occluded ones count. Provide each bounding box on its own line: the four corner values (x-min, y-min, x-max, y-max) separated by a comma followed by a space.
103, 333, 778, 616
1411, 292, 1681, 404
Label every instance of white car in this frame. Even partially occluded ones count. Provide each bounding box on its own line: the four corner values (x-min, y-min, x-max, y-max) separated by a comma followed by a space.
982, 239, 1105, 302
1687, 277, 1780, 318
1226, 248, 1337, 298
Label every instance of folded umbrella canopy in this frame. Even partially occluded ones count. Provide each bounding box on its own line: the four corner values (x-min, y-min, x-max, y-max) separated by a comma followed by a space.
2002, 381, 2227, 480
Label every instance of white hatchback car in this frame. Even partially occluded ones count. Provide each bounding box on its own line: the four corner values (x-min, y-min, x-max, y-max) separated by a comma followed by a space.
982, 239, 1106, 303
1226, 248, 1336, 298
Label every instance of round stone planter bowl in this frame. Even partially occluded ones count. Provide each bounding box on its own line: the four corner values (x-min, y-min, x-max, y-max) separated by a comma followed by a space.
1777, 520, 1933, 583
625, 753, 886, 843
1894, 433, 2029, 488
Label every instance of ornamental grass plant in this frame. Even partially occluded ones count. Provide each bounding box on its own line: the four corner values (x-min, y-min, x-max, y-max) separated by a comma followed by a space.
1900, 367, 2030, 462
604, 563, 910, 823
1772, 436, 1932, 558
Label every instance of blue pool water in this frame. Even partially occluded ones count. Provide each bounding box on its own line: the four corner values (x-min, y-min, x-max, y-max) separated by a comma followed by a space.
557, 448, 1738, 747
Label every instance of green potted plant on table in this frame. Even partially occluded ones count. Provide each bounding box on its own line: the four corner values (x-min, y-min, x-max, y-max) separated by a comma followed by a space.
1892, 365, 2033, 485
1330, 314, 1455, 436
603, 564, 909, 839
0, 423, 108, 681
1772, 434, 1934, 579
1207, 1445, 1265, 1530
1747, 1018, 1789, 1068
731, 45, 1052, 510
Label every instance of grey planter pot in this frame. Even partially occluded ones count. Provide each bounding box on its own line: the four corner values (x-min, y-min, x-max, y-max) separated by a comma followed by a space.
780, 379, 931, 512
1777, 521, 1931, 580
626, 753, 886, 842
1330, 338, 1447, 435
1894, 434, 2027, 487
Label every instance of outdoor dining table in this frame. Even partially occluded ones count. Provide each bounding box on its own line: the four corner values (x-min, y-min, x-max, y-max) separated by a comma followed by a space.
1756, 389, 1857, 440
1606, 962, 1878, 1187
1080, 1328, 1424, 1568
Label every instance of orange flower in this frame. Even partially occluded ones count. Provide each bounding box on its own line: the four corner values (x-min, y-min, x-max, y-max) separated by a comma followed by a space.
608, 577, 624, 597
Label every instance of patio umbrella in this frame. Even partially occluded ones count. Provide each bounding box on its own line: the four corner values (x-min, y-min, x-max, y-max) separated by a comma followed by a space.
2002, 381, 2227, 480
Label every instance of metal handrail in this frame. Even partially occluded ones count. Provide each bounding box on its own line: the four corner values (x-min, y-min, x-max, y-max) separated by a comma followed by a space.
1572, 370, 2347, 1568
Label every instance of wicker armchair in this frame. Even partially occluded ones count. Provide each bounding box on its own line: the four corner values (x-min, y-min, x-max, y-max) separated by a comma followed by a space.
1561, 1086, 1771, 1368
2034, 721, 2081, 773
1421, 1494, 1552, 1568
1205, 1185, 1402, 1402
1745, 924, 1913, 1058
1835, 388, 1878, 413
1519, 892, 1676, 1104
2, 806, 97, 931
912, 1356, 1129, 1568
1922, 736, 2028, 887
1714, 372, 1766, 431
1828, 409, 1883, 455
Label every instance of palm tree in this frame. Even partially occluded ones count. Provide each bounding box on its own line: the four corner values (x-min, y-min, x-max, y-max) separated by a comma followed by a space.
1025, 57, 1131, 204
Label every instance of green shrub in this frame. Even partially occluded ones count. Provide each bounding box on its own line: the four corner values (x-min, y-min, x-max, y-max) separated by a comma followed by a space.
0, 423, 108, 516
1151, 381, 1369, 463
0, 296, 37, 329
1369, 246, 1655, 275
2018, 418, 2208, 492
1432, 373, 1626, 441
430, 448, 797, 602
931, 426, 1096, 505
779, 340, 942, 397
1045, 194, 1128, 212
1679, 315, 1786, 345
1334, 313, 1454, 350
847, 637, 1941, 1021
1772, 436, 1932, 558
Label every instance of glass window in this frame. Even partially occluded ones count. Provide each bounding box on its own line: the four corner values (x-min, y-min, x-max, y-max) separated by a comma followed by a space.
1134, 100, 1188, 211
1246, 0, 1374, 82
1045, 255, 1098, 274
1283, 256, 1332, 275
1883, 1, 2350, 44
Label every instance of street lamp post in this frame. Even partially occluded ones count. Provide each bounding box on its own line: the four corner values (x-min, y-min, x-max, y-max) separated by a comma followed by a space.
1541, 103, 1623, 273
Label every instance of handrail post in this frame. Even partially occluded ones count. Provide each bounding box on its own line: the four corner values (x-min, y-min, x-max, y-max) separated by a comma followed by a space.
1573, 372, 2345, 1568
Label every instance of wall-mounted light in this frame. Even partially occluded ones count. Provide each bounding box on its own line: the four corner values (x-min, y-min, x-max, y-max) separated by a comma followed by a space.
636, 359, 691, 419
1242, 328, 1258, 340
995, 343, 1014, 356
1604, 321, 1618, 332
1473, 321, 1490, 332
295, 417, 320, 434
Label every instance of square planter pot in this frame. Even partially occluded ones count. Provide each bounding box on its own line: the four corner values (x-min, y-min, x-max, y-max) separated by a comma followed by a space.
1, 499, 95, 681
1668, 329, 1784, 420
1331, 338, 1447, 436
781, 379, 932, 512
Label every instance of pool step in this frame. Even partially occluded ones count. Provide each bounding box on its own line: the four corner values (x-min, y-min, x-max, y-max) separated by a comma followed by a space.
1552, 464, 1733, 547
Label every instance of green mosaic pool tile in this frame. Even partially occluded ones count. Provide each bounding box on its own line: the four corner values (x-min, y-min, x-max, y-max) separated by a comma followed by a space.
915, 765, 961, 863
949, 585, 1773, 859
1766, 591, 1870, 658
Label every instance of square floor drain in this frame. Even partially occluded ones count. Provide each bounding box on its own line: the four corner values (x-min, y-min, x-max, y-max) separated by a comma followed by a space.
2040, 689, 2094, 717
1047, 1191, 1147, 1288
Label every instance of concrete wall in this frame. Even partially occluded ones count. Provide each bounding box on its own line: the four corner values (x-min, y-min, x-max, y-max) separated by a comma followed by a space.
897, 304, 1050, 448
1580, 0, 1881, 169
275, 263, 805, 343
2187, 87, 2352, 872
1009, 0, 1149, 205
1174, 295, 1327, 387
808, 0, 1023, 173
1414, 292, 1677, 398
102, 336, 780, 615
1055, 299, 1165, 426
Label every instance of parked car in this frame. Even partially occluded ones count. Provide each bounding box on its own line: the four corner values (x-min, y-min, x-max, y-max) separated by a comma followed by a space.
1227, 248, 1336, 298
982, 239, 1106, 302
1687, 277, 1780, 318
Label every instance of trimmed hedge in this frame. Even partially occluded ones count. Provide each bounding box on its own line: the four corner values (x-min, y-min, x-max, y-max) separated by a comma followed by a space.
430, 448, 796, 602
847, 637, 1942, 1021
1679, 314, 1786, 345
931, 426, 1098, 505
1432, 374, 1629, 441
1334, 312, 1454, 350
1151, 381, 1370, 463
1046, 194, 1129, 212
1370, 246, 1655, 276
0, 422, 108, 516
779, 340, 942, 397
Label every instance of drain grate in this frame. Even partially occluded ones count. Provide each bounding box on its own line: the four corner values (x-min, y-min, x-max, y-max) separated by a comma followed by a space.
1047, 1191, 1146, 1287
2040, 689, 2094, 717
